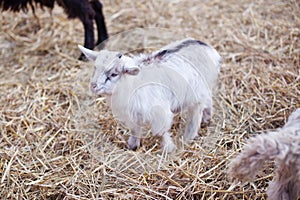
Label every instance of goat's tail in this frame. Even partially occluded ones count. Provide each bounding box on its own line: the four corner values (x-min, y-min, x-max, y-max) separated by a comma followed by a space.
205, 44, 222, 70
228, 131, 284, 182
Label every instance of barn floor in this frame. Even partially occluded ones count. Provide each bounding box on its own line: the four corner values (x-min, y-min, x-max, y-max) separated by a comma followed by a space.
0, 0, 299, 199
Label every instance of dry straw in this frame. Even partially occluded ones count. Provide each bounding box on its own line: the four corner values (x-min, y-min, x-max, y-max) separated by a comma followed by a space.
0, 0, 299, 199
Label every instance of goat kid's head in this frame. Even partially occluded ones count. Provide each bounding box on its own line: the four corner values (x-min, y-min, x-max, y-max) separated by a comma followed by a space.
78, 45, 140, 95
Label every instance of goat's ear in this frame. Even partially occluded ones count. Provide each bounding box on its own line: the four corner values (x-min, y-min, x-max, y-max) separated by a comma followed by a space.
78, 45, 98, 61
122, 65, 140, 75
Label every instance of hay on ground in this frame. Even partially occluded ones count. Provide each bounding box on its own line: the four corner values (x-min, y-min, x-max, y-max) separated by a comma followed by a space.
0, 0, 299, 199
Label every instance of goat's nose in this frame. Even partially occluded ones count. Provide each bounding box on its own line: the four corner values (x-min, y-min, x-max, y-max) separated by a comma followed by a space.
90, 82, 97, 89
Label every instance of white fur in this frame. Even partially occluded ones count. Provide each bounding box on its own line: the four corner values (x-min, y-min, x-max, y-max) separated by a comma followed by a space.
79, 38, 221, 152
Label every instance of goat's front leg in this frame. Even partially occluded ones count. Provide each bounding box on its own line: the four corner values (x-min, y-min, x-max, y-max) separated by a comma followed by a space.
90, 0, 108, 48
79, 4, 95, 60
78, 15, 95, 60
150, 106, 176, 153
127, 124, 142, 151
59, 0, 95, 60
161, 132, 176, 153
183, 103, 203, 142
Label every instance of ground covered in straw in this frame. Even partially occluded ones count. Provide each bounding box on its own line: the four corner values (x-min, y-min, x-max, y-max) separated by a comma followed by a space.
0, 0, 299, 199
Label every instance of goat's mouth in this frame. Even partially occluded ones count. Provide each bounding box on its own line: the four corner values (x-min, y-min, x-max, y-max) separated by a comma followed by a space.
91, 87, 111, 96
91, 87, 104, 94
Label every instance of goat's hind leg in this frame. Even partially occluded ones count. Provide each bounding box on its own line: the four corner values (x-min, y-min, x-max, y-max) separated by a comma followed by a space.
183, 103, 203, 142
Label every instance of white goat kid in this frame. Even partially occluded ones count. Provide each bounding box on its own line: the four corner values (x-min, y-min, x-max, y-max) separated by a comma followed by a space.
79, 38, 221, 152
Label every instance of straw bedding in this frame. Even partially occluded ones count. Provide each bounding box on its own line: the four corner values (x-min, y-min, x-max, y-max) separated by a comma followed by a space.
0, 0, 299, 199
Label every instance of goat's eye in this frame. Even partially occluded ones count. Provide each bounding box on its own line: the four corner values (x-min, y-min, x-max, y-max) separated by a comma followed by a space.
111, 73, 118, 78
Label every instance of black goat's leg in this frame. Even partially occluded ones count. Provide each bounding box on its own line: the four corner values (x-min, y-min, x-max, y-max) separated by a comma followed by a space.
79, 16, 95, 60
90, 0, 108, 49
79, 8, 95, 60
58, 0, 96, 60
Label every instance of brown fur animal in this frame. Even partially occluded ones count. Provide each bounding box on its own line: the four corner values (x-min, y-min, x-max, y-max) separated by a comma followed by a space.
228, 108, 300, 200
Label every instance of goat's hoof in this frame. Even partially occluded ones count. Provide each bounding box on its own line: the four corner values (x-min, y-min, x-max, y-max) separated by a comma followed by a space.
202, 107, 212, 122
161, 140, 176, 153
127, 136, 141, 151
201, 117, 211, 125
78, 53, 88, 61
201, 120, 211, 128
183, 133, 197, 143
128, 143, 138, 151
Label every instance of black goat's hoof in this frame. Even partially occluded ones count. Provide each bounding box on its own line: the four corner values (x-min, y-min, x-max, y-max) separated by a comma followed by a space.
78, 53, 88, 61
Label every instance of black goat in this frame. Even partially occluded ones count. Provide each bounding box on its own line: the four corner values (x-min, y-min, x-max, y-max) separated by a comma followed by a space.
0, 0, 108, 60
